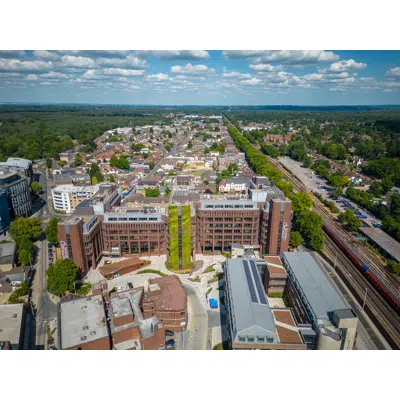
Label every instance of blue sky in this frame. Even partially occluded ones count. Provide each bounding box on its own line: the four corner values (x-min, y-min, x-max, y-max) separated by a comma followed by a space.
0, 50, 399, 105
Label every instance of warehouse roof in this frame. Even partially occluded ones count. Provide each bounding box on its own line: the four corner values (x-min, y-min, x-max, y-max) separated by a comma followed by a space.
283, 252, 347, 320
0, 304, 24, 349
359, 227, 400, 263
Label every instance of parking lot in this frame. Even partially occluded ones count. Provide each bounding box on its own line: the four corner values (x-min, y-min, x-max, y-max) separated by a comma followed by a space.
279, 156, 381, 227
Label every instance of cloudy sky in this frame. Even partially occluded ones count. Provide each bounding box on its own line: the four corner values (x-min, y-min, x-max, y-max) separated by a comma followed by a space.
0, 50, 399, 105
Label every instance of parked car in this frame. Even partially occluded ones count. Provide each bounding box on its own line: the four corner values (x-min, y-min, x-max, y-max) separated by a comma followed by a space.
165, 330, 175, 337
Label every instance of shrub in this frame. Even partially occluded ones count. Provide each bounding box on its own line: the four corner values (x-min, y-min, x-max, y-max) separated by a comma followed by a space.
268, 292, 284, 298
137, 269, 167, 277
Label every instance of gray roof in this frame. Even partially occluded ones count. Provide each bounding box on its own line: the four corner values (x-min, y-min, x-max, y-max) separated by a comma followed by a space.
283, 252, 347, 320
0, 304, 24, 348
225, 258, 277, 344
0, 243, 16, 264
5, 157, 32, 169
359, 227, 400, 263
59, 295, 109, 349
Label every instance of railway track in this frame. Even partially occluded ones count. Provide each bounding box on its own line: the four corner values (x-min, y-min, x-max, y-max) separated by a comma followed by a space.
266, 155, 400, 300
323, 234, 400, 349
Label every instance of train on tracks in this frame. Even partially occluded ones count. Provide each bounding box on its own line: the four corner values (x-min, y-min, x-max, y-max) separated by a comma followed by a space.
323, 224, 400, 315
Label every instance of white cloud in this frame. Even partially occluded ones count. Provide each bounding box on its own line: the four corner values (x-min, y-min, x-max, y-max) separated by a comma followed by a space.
322, 59, 367, 73
40, 71, 69, 79
33, 50, 60, 60
146, 73, 170, 81
304, 73, 324, 81
171, 63, 215, 75
249, 63, 282, 72
26, 74, 38, 81
0, 58, 53, 71
153, 50, 209, 60
61, 55, 96, 68
222, 69, 252, 79
240, 78, 262, 86
101, 68, 145, 77
96, 55, 146, 69
386, 67, 400, 78
224, 50, 339, 64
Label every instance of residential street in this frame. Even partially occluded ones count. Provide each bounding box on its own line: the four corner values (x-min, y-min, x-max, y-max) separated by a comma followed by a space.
31, 238, 58, 349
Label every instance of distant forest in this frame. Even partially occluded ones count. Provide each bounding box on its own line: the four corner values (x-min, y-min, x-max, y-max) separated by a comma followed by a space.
0, 105, 171, 161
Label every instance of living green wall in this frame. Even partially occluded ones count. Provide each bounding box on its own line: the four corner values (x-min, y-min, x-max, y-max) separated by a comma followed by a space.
168, 205, 179, 269
181, 205, 192, 269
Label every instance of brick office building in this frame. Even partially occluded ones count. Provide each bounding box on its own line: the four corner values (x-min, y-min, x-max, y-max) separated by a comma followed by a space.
58, 178, 291, 275
143, 275, 187, 331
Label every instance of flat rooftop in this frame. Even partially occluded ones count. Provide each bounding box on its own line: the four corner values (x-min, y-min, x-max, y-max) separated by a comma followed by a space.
0, 304, 24, 347
283, 252, 348, 320
59, 295, 108, 349
359, 227, 400, 263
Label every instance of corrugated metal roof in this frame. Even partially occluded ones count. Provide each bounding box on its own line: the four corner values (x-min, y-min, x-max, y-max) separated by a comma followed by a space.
283, 252, 347, 320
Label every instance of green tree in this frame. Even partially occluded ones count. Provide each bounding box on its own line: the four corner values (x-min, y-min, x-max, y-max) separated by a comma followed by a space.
73, 153, 83, 166
45, 218, 59, 245
87, 162, 104, 182
10, 217, 43, 242
387, 260, 400, 277
31, 181, 42, 196
369, 181, 382, 197
145, 188, 160, 197
46, 258, 78, 296
390, 193, 400, 219
91, 176, 98, 185
295, 210, 324, 251
290, 231, 303, 248
107, 174, 116, 183
290, 192, 313, 215
339, 209, 362, 232
117, 156, 130, 169
381, 176, 394, 194
332, 187, 344, 197
17, 236, 34, 266
110, 154, 118, 167
165, 187, 171, 197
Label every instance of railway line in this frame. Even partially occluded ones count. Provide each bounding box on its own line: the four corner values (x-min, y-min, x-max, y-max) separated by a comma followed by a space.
323, 234, 400, 349
223, 115, 400, 347
266, 155, 400, 300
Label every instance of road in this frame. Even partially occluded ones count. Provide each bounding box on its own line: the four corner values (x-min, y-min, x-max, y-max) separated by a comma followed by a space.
182, 284, 208, 350
32, 238, 58, 349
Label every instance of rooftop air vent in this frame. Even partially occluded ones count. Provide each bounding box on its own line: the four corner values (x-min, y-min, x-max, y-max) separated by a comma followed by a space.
81, 336, 87, 341
83, 326, 89, 330
90, 331, 96, 336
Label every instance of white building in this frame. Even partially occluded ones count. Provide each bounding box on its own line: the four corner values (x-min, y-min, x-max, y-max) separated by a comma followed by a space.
52, 184, 99, 213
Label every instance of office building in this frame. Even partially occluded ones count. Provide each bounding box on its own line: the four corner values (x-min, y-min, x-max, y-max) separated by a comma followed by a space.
52, 184, 99, 213
57, 177, 292, 274
0, 166, 32, 231
282, 252, 358, 350
224, 258, 306, 350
